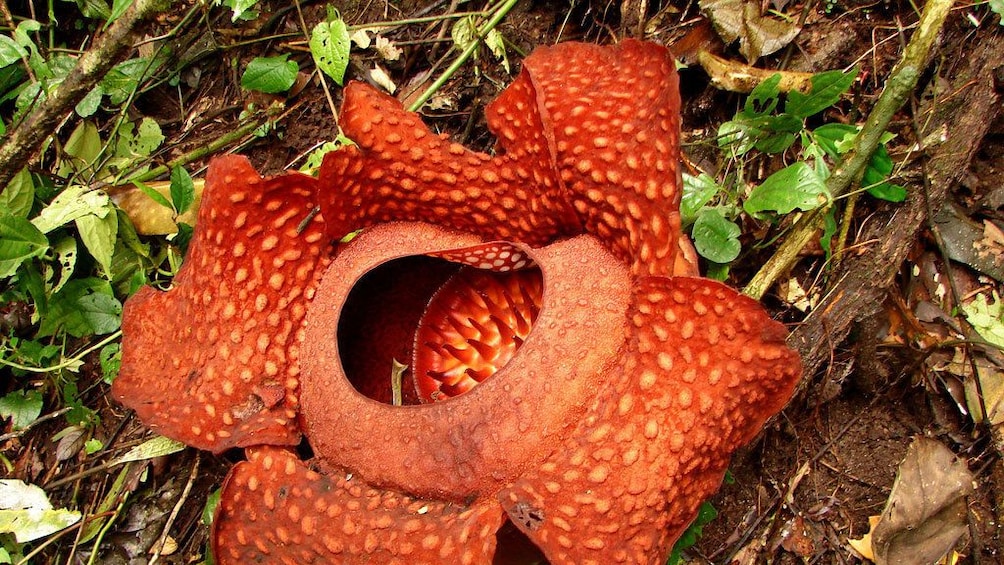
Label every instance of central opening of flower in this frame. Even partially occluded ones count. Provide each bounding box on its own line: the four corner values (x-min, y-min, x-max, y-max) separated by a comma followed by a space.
337, 244, 543, 405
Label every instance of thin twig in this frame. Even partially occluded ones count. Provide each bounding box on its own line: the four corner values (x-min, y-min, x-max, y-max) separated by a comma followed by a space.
148, 453, 201, 565
743, 0, 956, 300
0, 407, 72, 443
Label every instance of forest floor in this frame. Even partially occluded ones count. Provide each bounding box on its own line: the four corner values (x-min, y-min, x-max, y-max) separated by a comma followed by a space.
1, 0, 1002, 564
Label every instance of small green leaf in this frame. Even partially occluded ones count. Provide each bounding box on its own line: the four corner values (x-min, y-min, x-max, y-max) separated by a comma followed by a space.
785, 68, 859, 119
75, 207, 118, 276
0, 212, 48, 278
0, 390, 43, 430
744, 162, 830, 216
310, 13, 351, 85
0, 35, 28, 67
681, 173, 720, 226
99, 343, 121, 384
692, 209, 741, 263
170, 166, 195, 214
74, 86, 103, 117
0, 168, 35, 218
132, 180, 172, 210
108, 0, 131, 23
0, 480, 82, 543
451, 16, 477, 51
811, 122, 858, 158
113, 436, 186, 465
84, 438, 103, 455
100, 58, 150, 105
242, 54, 298, 94
991, 0, 1004, 22
202, 489, 222, 526
117, 117, 164, 160
743, 74, 781, 117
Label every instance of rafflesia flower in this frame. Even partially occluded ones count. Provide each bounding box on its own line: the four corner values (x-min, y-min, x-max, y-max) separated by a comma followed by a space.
113, 39, 801, 564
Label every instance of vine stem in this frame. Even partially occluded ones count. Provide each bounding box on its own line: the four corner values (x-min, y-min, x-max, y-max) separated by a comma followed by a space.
406, 0, 520, 112
743, 0, 956, 300
0, 0, 169, 189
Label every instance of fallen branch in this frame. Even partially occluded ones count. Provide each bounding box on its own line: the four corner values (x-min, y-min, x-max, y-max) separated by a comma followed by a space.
0, 0, 168, 189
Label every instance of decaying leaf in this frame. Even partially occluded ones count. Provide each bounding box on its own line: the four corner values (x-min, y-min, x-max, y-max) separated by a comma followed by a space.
697, 50, 815, 93
960, 293, 1004, 426
699, 0, 801, 62
870, 437, 973, 565
0, 480, 82, 543
108, 179, 203, 235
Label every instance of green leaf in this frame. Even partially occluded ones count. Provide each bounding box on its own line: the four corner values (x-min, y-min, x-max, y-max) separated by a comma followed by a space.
99, 343, 121, 384
451, 16, 477, 50
0, 390, 43, 430
785, 68, 859, 119
108, 0, 131, 23
991, 0, 1004, 22
692, 209, 741, 263
113, 436, 186, 465
84, 438, 103, 455
202, 488, 222, 526
74, 85, 103, 117
32, 185, 110, 234
0, 480, 82, 543
241, 54, 298, 94
0, 35, 28, 67
37, 278, 121, 338
100, 58, 150, 105
132, 180, 172, 210
811, 122, 858, 158
220, 0, 260, 21
310, 14, 351, 85
743, 73, 781, 117
75, 208, 118, 276
46, 236, 78, 294
0, 168, 35, 218
59, 121, 102, 177
170, 166, 195, 214
744, 162, 830, 216
681, 172, 720, 226
116, 117, 164, 160
0, 212, 48, 278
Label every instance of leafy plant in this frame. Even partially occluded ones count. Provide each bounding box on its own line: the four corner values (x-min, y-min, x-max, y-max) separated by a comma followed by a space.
685, 67, 904, 268
241, 54, 299, 94
310, 7, 351, 85
667, 501, 718, 565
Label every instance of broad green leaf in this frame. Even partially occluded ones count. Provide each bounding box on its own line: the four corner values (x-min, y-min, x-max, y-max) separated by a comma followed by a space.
75, 208, 118, 276
692, 209, 741, 263
744, 162, 830, 216
220, 0, 260, 21
113, 436, 186, 465
100, 58, 151, 105
485, 29, 510, 72
0, 212, 48, 278
72, 0, 112, 20
718, 120, 754, 157
785, 69, 859, 119
32, 185, 110, 234
811, 122, 857, 158
310, 14, 350, 85
108, 0, 131, 23
170, 166, 195, 214
991, 0, 1003, 22
60, 120, 102, 176
241, 54, 298, 94
0, 168, 35, 218
681, 172, 720, 226
202, 489, 222, 526
37, 278, 121, 338
0, 390, 43, 430
0, 480, 81, 543
451, 16, 477, 50
0, 35, 27, 67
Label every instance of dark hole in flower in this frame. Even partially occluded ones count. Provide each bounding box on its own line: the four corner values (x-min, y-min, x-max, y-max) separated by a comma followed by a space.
494, 519, 549, 565
337, 254, 543, 405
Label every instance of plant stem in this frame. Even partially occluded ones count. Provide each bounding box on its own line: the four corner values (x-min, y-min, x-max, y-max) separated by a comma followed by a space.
0, 0, 169, 189
743, 0, 955, 300
407, 0, 519, 112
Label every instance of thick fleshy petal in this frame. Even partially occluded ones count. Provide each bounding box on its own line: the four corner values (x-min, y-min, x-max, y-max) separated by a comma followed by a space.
113, 156, 330, 452
213, 447, 505, 565
498, 276, 801, 564
317, 80, 581, 243
506, 39, 686, 276
301, 223, 631, 499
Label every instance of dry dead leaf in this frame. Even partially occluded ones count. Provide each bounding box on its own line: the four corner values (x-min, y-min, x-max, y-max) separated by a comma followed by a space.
699, 0, 801, 62
870, 437, 973, 565
109, 180, 203, 235
370, 64, 396, 93
848, 515, 880, 561
375, 36, 402, 61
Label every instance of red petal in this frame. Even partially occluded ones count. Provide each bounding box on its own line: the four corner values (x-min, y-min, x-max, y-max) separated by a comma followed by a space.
317, 82, 581, 243
213, 446, 505, 565
513, 39, 686, 276
112, 156, 330, 452
498, 276, 801, 563
300, 222, 631, 499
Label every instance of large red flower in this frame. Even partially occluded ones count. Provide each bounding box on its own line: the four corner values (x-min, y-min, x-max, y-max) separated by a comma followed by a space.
113, 39, 800, 564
